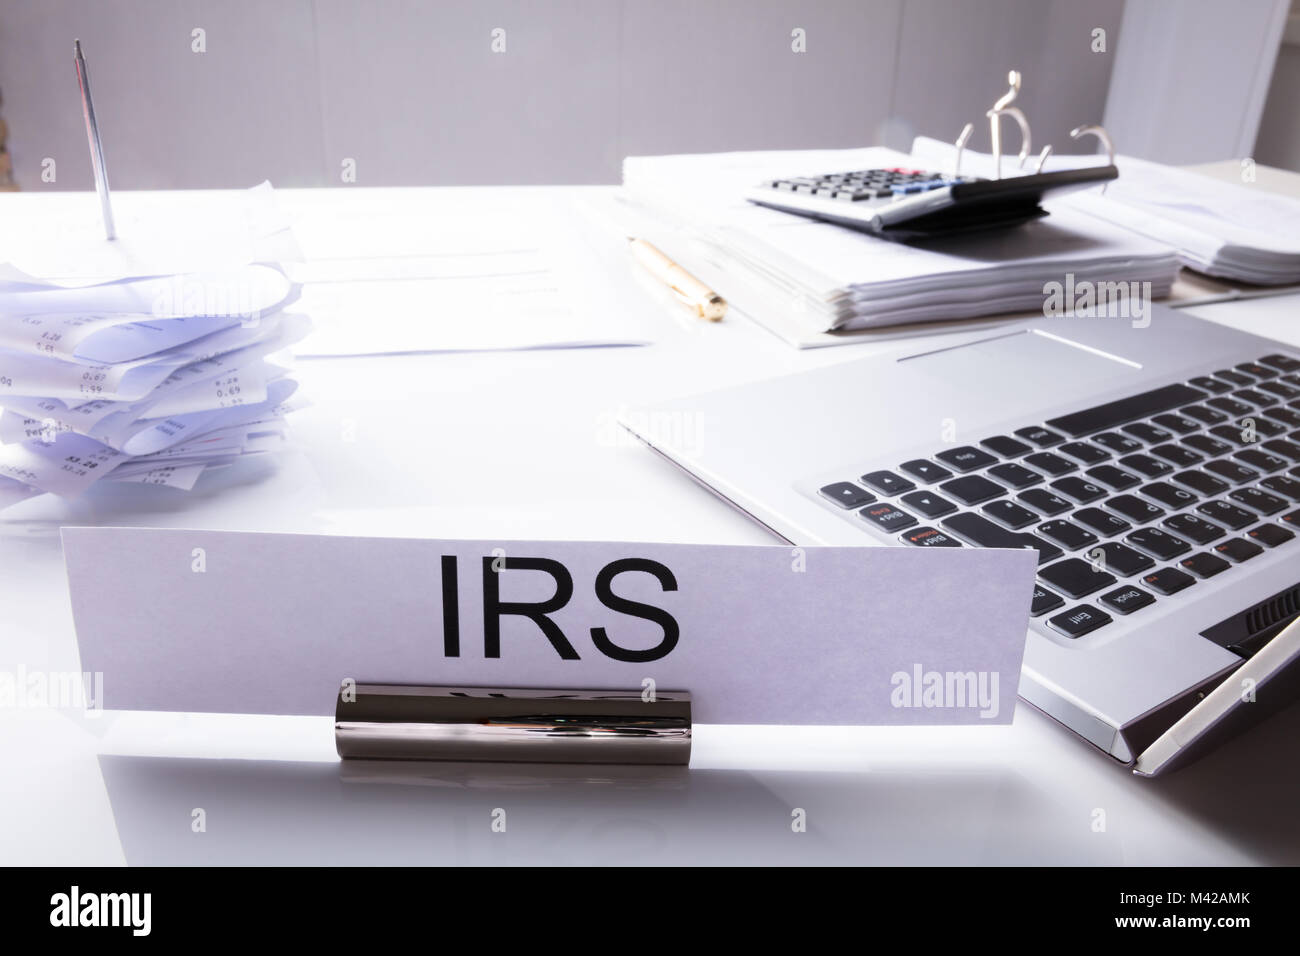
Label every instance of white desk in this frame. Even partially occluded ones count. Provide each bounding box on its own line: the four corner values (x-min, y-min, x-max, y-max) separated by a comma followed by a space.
2, 185, 1299, 866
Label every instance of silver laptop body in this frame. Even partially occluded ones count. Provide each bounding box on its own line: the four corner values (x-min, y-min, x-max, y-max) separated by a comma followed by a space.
622, 307, 1300, 774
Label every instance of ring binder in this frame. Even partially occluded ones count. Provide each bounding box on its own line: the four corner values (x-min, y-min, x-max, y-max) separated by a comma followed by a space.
335, 683, 692, 766
953, 70, 1116, 187
986, 70, 1031, 178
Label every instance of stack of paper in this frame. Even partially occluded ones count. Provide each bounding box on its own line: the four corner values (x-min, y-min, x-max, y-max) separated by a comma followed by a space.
911, 136, 1300, 285
622, 147, 1179, 346
0, 184, 310, 512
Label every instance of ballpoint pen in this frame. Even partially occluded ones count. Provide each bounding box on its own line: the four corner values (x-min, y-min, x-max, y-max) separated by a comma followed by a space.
628, 236, 727, 322
74, 38, 116, 240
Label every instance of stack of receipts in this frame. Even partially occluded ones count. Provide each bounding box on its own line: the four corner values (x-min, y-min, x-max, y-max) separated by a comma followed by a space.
0, 184, 310, 512
911, 136, 1300, 286
622, 146, 1179, 347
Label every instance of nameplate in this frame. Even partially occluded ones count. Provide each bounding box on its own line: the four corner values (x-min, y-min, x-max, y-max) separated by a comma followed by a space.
62, 527, 1037, 724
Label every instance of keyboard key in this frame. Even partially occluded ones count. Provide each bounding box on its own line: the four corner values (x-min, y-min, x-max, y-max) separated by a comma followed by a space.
987, 462, 1043, 488
1236, 361, 1278, 380
1150, 443, 1202, 467
1183, 434, 1233, 457
1235, 387, 1277, 408
1205, 459, 1259, 484
1047, 604, 1112, 638
900, 526, 962, 547
1234, 449, 1287, 473
1092, 541, 1155, 576
1152, 412, 1200, 434
1258, 353, 1300, 373
860, 469, 916, 495
1214, 369, 1254, 387
1119, 453, 1172, 477
1244, 415, 1288, 438
1107, 494, 1165, 523
1125, 527, 1191, 560
1173, 470, 1229, 496
1030, 585, 1065, 617
1180, 552, 1231, 579
899, 459, 953, 483
1260, 380, 1300, 400
1215, 537, 1264, 563
1188, 375, 1232, 395
1260, 475, 1300, 500
900, 490, 957, 519
1247, 523, 1295, 548
980, 435, 1032, 457
1037, 519, 1098, 550
1058, 441, 1110, 465
1142, 481, 1198, 509
1045, 383, 1206, 438
934, 445, 998, 472
1086, 464, 1141, 490
1196, 500, 1256, 530
941, 513, 1062, 563
1142, 566, 1196, 595
1092, 432, 1143, 454
1262, 439, 1300, 462
1122, 421, 1173, 444
1208, 424, 1250, 446
1039, 559, 1117, 598
1023, 452, 1076, 476
1180, 404, 1228, 426
859, 502, 917, 532
982, 499, 1040, 529
1014, 426, 1064, 448
939, 474, 1005, 505
820, 482, 875, 509
1228, 487, 1288, 515
1262, 406, 1300, 428
1208, 396, 1253, 417
1163, 512, 1225, 545
1016, 488, 1073, 516
1099, 584, 1155, 615
1051, 476, 1106, 503
1073, 507, 1131, 535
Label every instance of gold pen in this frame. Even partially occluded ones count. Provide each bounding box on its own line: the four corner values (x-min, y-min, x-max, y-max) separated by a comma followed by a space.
628, 237, 727, 322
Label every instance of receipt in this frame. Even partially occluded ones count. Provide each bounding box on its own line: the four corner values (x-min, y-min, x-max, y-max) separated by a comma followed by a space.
134, 362, 271, 420
0, 349, 184, 403
105, 461, 210, 490
109, 375, 299, 457
0, 267, 293, 369
0, 376, 298, 504
0, 313, 308, 448
0, 431, 124, 496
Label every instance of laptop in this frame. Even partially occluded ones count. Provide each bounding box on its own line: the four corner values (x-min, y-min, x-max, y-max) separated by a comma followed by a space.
620, 307, 1300, 775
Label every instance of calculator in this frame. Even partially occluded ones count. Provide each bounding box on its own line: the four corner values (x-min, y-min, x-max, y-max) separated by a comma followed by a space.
746, 164, 1118, 241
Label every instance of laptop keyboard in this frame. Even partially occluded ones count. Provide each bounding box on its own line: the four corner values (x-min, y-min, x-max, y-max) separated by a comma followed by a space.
818, 354, 1300, 641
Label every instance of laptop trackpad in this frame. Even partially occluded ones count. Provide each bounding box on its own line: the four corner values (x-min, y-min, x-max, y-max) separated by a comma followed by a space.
904, 328, 1140, 402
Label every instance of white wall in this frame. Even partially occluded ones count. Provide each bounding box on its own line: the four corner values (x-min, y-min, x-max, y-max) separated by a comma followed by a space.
0, 0, 1124, 190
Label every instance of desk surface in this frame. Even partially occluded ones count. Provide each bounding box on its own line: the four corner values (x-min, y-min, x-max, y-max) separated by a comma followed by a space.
2, 185, 1299, 865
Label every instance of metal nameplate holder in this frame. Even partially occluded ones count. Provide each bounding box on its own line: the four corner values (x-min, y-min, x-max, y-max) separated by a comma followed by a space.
335, 682, 692, 766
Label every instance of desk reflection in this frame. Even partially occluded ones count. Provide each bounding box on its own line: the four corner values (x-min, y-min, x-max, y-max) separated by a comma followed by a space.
98, 755, 1108, 866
